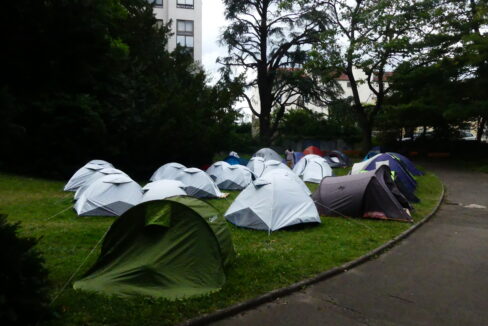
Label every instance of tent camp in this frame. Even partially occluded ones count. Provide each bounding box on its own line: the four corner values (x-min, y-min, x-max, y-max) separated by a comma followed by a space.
247, 156, 266, 177
293, 155, 333, 183
312, 166, 412, 222
74, 197, 235, 300
74, 174, 143, 216
64, 160, 114, 192
173, 168, 223, 198
252, 148, 283, 161
328, 150, 351, 166
150, 163, 186, 182
207, 162, 254, 190
141, 180, 187, 203
303, 146, 324, 157
225, 170, 320, 232
74, 168, 127, 200
351, 153, 418, 201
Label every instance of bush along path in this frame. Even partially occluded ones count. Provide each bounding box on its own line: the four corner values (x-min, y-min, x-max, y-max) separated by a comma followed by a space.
0, 169, 443, 326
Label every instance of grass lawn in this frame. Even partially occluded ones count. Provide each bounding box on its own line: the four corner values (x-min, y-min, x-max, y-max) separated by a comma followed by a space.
0, 168, 442, 326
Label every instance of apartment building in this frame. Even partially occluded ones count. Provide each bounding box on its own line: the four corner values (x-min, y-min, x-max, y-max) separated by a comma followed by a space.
150, 0, 202, 62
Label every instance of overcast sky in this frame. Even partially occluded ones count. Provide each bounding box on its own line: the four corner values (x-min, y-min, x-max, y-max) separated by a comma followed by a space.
202, 1, 228, 83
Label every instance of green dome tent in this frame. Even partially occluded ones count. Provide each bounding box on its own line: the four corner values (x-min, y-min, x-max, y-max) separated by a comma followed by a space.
73, 196, 235, 300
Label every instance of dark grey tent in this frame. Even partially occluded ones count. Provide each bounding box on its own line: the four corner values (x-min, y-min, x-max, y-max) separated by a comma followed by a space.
312, 166, 412, 222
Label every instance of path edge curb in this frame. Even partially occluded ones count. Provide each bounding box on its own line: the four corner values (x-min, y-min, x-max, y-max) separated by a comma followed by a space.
179, 184, 446, 326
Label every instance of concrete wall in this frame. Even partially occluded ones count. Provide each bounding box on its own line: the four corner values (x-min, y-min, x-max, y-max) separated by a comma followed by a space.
152, 0, 202, 62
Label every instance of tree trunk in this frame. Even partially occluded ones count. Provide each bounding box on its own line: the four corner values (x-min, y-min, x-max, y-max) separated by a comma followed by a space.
476, 116, 486, 142
259, 114, 272, 145
356, 110, 372, 152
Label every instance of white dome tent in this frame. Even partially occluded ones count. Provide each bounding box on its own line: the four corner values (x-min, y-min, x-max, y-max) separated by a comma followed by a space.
150, 163, 186, 182
74, 168, 127, 200
141, 180, 187, 203
64, 160, 113, 192
252, 148, 283, 162
173, 168, 223, 198
207, 162, 254, 190
206, 161, 231, 180
225, 169, 320, 232
247, 157, 265, 177
261, 160, 291, 175
74, 174, 143, 217
293, 155, 333, 183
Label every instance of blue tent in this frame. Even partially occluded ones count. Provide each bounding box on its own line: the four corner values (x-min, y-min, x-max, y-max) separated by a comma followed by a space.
362, 153, 418, 201
224, 156, 248, 166
387, 153, 424, 176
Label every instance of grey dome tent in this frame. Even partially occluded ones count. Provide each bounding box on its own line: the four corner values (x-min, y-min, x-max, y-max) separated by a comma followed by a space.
173, 168, 223, 198
207, 162, 254, 190
64, 160, 114, 192
74, 196, 235, 300
141, 180, 187, 203
312, 165, 412, 222
150, 162, 186, 182
293, 155, 333, 183
74, 168, 127, 200
74, 174, 143, 217
253, 148, 283, 161
225, 169, 320, 232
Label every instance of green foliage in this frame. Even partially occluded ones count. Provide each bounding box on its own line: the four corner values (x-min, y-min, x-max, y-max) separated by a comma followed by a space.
0, 171, 443, 325
0, 214, 50, 325
0, 0, 242, 178
279, 107, 361, 145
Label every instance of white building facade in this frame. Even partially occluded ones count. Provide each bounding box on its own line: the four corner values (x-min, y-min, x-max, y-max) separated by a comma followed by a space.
249, 67, 386, 116
151, 0, 202, 62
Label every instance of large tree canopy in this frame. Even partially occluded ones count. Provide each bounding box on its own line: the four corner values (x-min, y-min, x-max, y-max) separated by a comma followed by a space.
291, 0, 440, 150
219, 0, 340, 145
0, 0, 242, 178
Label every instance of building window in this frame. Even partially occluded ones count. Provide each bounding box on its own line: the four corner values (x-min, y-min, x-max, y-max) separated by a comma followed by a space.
177, 0, 194, 9
346, 81, 351, 88
148, 0, 163, 7
176, 20, 194, 56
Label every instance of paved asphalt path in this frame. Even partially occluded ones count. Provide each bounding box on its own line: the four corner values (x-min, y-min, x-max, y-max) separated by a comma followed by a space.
213, 163, 488, 326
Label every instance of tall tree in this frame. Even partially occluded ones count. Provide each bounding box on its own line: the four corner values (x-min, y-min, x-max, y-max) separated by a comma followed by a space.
298, 0, 438, 150
219, 0, 339, 145
384, 0, 488, 141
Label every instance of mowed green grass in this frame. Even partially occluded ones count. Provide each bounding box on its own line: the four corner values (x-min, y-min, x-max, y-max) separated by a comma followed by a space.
0, 168, 442, 326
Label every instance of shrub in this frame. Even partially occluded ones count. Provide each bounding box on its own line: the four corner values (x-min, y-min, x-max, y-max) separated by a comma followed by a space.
0, 214, 50, 325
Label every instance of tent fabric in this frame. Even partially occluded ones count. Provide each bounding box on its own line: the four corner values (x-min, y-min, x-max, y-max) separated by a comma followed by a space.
247, 157, 266, 177
329, 150, 351, 166
223, 155, 248, 166
74, 168, 127, 200
207, 162, 254, 190
225, 170, 320, 232
252, 148, 283, 162
303, 146, 324, 157
173, 168, 223, 198
293, 152, 304, 164
73, 197, 235, 300
387, 152, 424, 176
324, 155, 347, 168
74, 174, 143, 216
261, 164, 311, 195
64, 160, 114, 192
141, 180, 187, 203
312, 166, 412, 222
150, 163, 186, 182
293, 155, 333, 183
351, 153, 417, 197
